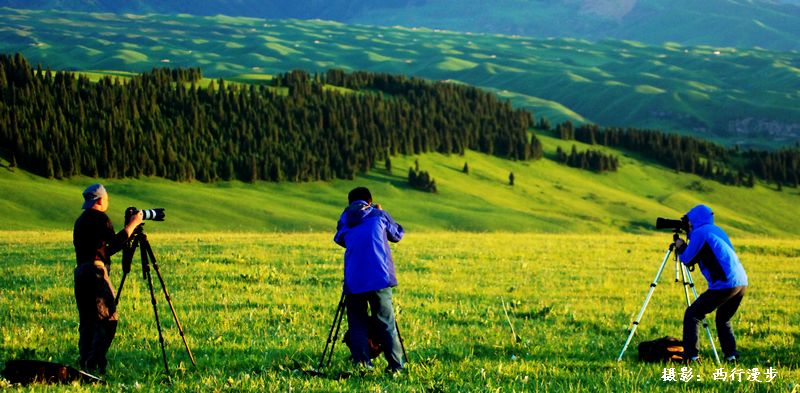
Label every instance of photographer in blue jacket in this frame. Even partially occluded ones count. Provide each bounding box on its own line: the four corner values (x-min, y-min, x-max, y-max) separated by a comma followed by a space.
334, 187, 405, 373
675, 204, 748, 363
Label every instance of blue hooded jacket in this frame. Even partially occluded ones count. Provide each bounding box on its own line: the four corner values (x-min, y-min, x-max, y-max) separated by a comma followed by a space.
679, 204, 748, 290
334, 200, 404, 295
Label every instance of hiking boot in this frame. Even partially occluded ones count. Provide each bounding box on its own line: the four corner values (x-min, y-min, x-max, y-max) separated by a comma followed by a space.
351, 360, 374, 370
681, 356, 701, 365
349, 361, 375, 377
385, 366, 403, 378
725, 355, 738, 363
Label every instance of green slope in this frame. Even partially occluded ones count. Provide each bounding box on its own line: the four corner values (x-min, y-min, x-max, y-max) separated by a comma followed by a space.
1, 134, 798, 236
1, 8, 799, 148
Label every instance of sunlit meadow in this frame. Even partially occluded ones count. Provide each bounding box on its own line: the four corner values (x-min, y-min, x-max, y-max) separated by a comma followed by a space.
1, 231, 797, 392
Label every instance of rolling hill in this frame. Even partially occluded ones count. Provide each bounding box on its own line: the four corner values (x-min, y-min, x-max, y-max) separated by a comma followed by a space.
1, 132, 798, 236
1, 0, 798, 50
1, 8, 798, 147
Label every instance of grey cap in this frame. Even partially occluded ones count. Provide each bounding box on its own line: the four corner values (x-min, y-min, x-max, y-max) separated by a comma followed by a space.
82, 183, 107, 209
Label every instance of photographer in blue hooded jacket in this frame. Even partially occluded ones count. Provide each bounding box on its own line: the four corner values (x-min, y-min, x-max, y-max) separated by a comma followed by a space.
674, 204, 748, 363
334, 187, 405, 373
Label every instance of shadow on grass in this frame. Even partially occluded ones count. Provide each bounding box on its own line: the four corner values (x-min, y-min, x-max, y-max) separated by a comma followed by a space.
356, 171, 410, 191
620, 219, 654, 234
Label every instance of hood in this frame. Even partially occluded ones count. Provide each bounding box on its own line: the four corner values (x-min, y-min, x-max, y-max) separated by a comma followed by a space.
344, 200, 373, 228
686, 204, 714, 230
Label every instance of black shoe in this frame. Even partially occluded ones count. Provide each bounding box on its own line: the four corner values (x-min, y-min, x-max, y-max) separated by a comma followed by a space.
83, 361, 106, 376
385, 366, 403, 376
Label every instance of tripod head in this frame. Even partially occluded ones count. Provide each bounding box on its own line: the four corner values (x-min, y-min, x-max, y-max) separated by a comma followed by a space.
667, 229, 696, 273
123, 206, 162, 277
669, 231, 683, 251
123, 228, 154, 281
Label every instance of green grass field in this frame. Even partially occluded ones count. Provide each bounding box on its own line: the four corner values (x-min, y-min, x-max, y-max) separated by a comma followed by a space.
1, 231, 798, 391
2, 8, 800, 147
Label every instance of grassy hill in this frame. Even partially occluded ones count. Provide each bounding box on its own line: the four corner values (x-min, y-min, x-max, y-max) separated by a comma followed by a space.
1, 0, 798, 50
1, 132, 798, 236
1, 8, 799, 148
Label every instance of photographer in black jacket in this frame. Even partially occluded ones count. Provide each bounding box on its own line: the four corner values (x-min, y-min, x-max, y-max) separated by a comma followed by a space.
73, 184, 142, 374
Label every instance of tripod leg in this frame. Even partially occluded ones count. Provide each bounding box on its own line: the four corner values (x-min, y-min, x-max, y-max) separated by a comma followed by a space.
317, 293, 345, 371
617, 247, 672, 361
682, 265, 721, 365
115, 271, 128, 306
679, 262, 692, 303
144, 241, 197, 367
142, 247, 170, 374
395, 320, 408, 364
327, 296, 347, 369
116, 236, 139, 306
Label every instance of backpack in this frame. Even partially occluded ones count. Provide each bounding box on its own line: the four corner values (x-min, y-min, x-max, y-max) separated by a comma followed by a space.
637, 336, 685, 362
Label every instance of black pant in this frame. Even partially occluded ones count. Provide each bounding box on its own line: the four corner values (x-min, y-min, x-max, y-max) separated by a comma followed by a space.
346, 288, 404, 371
74, 262, 118, 373
683, 286, 746, 359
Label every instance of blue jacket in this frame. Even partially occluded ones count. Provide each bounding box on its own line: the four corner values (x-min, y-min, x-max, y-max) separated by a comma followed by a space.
334, 200, 404, 295
679, 205, 748, 290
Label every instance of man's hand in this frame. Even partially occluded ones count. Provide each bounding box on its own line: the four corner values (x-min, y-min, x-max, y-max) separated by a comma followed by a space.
674, 237, 686, 253
124, 211, 143, 237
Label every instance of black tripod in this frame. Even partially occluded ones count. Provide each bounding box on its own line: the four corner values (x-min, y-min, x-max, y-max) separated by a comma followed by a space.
115, 225, 196, 374
316, 293, 408, 372
617, 236, 721, 364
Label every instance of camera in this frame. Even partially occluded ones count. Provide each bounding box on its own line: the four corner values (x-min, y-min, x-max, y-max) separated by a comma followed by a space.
126, 206, 166, 223
655, 216, 688, 233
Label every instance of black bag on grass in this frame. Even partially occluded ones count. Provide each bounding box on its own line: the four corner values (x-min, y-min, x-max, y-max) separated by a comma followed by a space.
1, 359, 103, 385
637, 336, 685, 362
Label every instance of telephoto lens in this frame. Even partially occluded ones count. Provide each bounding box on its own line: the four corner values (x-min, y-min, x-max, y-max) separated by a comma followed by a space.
656, 217, 683, 230
140, 208, 166, 221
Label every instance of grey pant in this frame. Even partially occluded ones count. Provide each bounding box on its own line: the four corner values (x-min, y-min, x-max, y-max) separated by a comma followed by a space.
683, 286, 746, 359
346, 288, 404, 370
74, 262, 118, 373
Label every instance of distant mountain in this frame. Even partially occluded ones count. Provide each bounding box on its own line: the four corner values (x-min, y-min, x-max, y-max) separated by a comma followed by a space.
1, 0, 799, 50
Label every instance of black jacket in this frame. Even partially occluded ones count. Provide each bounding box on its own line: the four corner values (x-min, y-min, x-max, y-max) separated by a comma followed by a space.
73, 209, 128, 270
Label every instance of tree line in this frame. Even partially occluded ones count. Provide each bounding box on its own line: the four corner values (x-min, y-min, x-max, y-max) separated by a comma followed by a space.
555, 121, 798, 188
0, 53, 540, 183
555, 145, 619, 173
